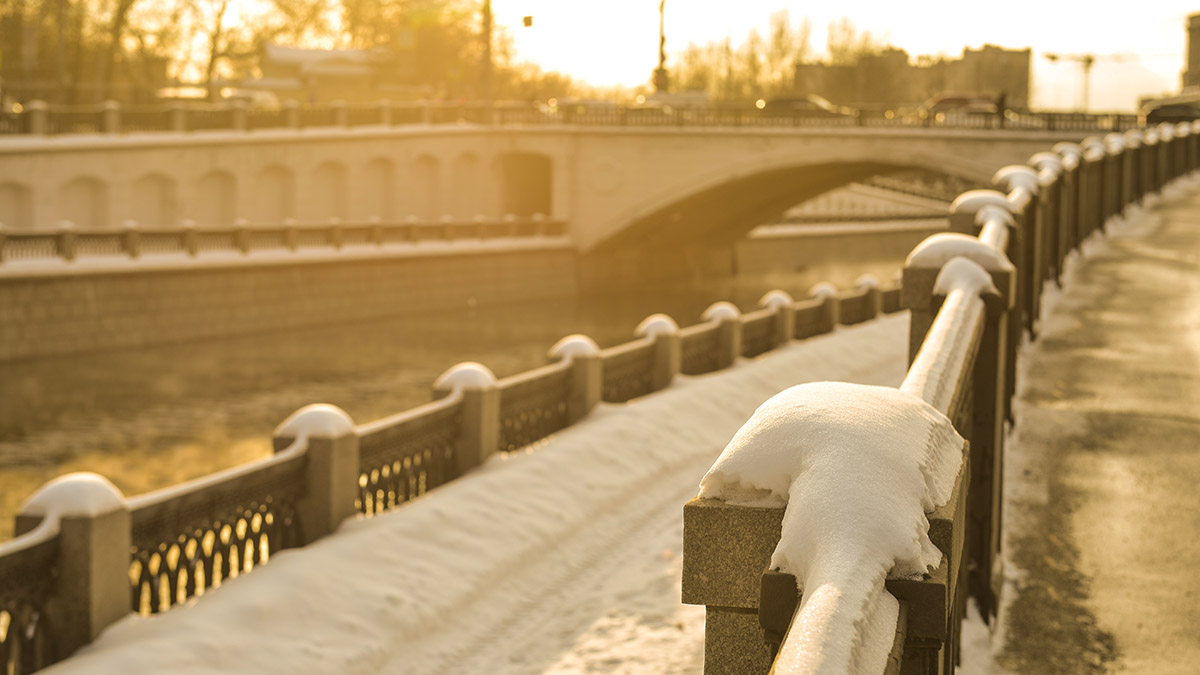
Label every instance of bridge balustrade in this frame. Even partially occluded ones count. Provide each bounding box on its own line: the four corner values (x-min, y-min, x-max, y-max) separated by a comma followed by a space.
1, 99, 1146, 137
0, 216, 569, 268
680, 118, 1200, 674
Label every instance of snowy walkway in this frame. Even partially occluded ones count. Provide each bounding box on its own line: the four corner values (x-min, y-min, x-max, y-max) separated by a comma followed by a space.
46, 314, 911, 674
997, 179, 1200, 674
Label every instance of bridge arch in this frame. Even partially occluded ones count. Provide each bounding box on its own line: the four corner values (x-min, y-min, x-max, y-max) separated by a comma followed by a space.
129, 173, 179, 227
253, 165, 295, 224
0, 182, 32, 228
587, 143, 987, 253
58, 176, 109, 228
195, 170, 236, 225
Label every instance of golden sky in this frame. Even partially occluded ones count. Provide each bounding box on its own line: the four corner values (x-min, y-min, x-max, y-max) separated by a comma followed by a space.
492, 0, 1197, 111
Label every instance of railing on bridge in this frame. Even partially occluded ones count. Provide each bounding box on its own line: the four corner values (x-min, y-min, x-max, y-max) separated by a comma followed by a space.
681, 120, 1198, 674
0, 216, 567, 268
0, 262, 906, 672
1, 99, 1141, 137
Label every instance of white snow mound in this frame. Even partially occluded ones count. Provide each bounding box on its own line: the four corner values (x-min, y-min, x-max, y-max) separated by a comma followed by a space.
697, 381, 964, 674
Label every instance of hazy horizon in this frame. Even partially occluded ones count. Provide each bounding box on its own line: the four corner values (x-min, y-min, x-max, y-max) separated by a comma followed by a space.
492, 0, 1199, 111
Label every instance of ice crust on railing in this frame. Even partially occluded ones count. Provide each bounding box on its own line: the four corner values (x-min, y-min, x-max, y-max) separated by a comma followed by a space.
698, 382, 964, 675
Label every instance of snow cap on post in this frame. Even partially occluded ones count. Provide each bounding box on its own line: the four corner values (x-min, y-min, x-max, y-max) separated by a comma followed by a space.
948, 189, 1011, 234
854, 273, 880, 289
808, 281, 838, 299
1028, 151, 1064, 177
1080, 137, 1106, 162
702, 300, 741, 322
1123, 128, 1144, 148
906, 232, 1014, 273
1104, 132, 1126, 154
758, 289, 795, 310
1053, 141, 1083, 161
1158, 122, 1175, 141
635, 313, 679, 337
548, 334, 600, 362
1175, 121, 1192, 138
932, 256, 1001, 299
1143, 127, 1160, 145
20, 473, 125, 520
432, 361, 498, 391
274, 403, 356, 440
992, 165, 1039, 195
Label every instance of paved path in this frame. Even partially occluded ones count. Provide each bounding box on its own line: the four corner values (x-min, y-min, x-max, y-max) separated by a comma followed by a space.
998, 180, 1200, 674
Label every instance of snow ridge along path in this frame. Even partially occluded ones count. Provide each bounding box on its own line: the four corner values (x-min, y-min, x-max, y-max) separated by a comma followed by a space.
47, 313, 910, 675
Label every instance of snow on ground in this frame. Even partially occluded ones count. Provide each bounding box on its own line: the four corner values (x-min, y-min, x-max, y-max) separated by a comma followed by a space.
46, 313, 911, 675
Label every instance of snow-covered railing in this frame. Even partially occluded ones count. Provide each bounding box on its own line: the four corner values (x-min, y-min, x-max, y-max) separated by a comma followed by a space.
0, 271, 903, 673
682, 118, 1199, 675
3, 99, 1140, 137
0, 216, 568, 267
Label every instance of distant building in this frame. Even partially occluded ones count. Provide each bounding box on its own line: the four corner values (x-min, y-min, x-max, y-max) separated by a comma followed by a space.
793, 45, 1031, 111
1142, 12, 1200, 110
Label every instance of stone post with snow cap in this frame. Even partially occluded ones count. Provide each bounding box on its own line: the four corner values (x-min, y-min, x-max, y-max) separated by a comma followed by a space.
1105, 133, 1133, 217
1124, 129, 1147, 203
1142, 128, 1161, 197
636, 314, 681, 392
432, 362, 500, 475
1077, 137, 1107, 237
1029, 152, 1064, 283
1056, 141, 1086, 247
910, 246, 1014, 618
548, 335, 602, 424
702, 301, 743, 370
272, 404, 360, 544
808, 281, 839, 332
758, 290, 795, 347
13, 473, 131, 660
855, 274, 883, 319
993, 166, 1042, 336
1157, 123, 1176, 185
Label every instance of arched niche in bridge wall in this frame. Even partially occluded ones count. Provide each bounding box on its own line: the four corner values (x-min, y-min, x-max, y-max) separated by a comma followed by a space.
497, 153, 551, 217
0, 182, 33, 228
58, 176, 109, 228
363, 157, 396, 220
129, 173, 179, 227
412, 154, 441, 219
196, 170, 236, 225
311, 160, 348, 221
451, 153, 483, 217
253, 165, 296, 224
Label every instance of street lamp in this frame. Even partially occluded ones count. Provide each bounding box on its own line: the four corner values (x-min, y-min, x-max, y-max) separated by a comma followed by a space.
654, 0, 668, 93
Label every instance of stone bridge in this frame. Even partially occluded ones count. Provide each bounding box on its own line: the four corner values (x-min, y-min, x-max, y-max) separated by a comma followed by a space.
0, 124, 1102, 254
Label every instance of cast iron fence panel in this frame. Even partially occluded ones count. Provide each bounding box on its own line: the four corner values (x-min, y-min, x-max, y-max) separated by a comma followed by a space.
357, 394, 463, 516
127, 451, 306, 615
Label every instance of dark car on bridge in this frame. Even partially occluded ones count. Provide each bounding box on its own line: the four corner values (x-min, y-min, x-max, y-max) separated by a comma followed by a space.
758, 95, 858, 122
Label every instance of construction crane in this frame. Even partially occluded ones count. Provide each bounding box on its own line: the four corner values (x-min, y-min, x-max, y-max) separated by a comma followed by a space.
1043, 52, 1127, 112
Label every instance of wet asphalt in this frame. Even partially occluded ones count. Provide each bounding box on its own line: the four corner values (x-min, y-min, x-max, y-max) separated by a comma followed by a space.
998, 181, 1200, 674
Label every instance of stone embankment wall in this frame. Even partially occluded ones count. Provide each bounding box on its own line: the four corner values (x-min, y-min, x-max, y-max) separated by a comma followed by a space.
0, 246, 577, 361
